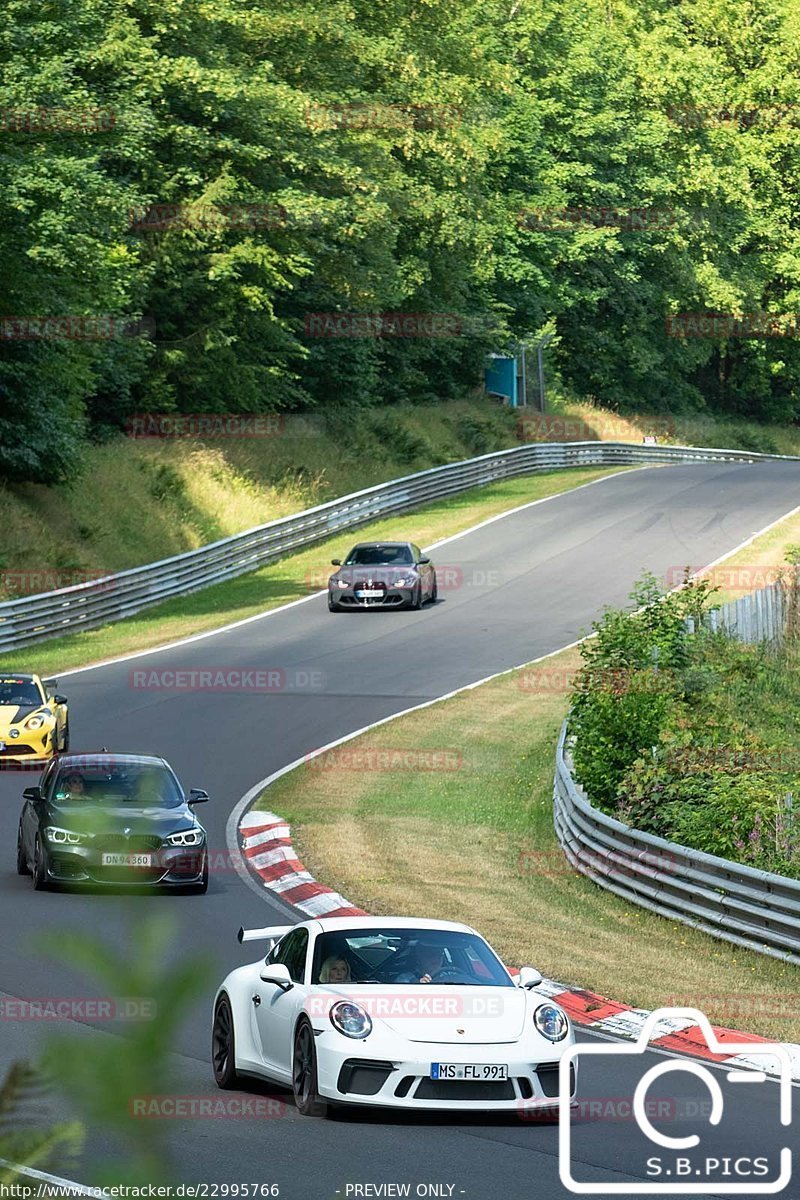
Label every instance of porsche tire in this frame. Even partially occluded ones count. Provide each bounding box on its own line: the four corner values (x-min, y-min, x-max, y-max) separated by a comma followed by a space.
32, 835, 49, 891
292, 1019, 327, 1117
212, 996, 239, 1089
16, 824, 30, 875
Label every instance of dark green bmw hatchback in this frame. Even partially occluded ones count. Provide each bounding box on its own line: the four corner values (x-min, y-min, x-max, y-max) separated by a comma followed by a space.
16, 752, 209, 892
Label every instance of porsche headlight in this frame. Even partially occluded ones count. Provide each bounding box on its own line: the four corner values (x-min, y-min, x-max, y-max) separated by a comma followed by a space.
534, 1003, 569, 1042
165, 829, 205, 847
45, 826, 84, 845
24, 713, 51, 730
330, 1000, 372, 1039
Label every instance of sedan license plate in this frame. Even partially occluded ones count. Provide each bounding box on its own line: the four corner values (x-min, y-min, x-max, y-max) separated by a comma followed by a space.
355, 589, 383, 598
430, 1063, 508, 1080
101, 852, 153, 868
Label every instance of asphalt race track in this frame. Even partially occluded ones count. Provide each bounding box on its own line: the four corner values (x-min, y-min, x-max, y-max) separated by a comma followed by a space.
1, 460, 798, 1198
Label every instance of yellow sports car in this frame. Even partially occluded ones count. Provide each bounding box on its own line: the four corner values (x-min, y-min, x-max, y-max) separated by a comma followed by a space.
0, 674, 69, 763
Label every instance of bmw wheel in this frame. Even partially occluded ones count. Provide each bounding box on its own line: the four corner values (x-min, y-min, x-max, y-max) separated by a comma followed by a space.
408, 584, 422, 611
328, 596, 340, 613
292, 1020, 327, 1117
192, 855, 209, 895
32, 835, 49, 891
212, 996, 239, 1089
16, 824, 30, 876
429, 574, 438, 603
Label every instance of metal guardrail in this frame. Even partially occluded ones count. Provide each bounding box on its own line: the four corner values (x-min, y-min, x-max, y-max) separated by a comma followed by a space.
1, 438, 797, 653
553, 582, 800, 965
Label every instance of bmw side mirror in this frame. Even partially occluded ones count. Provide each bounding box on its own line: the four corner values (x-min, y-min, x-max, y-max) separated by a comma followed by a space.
259, 963, 293, 991
23, 786, 42, 802
189, 788, 209, 804
418, 557, 431, 565
53, 694, 68, 705
517, 966, 543, 989
331, 559, 341, 566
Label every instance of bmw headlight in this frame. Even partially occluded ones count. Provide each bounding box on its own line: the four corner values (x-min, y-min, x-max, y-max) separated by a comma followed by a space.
534, 1003, 569, 1042
165, 829, 205, 847
394, 575, 418, 588
333, 578, 349, 589
24, 713, 51, 730
330, 1000, 372, 1039
45, 826, 84, 845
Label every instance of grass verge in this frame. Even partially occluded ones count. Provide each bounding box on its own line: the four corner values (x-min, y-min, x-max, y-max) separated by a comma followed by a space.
0, 465, 627, 677
259, 646, 800, 1041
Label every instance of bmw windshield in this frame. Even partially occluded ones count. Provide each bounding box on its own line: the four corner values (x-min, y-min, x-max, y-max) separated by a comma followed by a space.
51, 762, 183, 808
344, 545, 413, 566
311, 928, 514, 986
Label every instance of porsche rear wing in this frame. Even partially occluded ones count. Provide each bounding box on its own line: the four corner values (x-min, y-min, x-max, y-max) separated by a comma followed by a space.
237, 924, 293, 950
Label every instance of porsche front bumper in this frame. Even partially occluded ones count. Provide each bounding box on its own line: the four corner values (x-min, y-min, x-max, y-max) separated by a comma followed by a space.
314, 1036, 578, 1111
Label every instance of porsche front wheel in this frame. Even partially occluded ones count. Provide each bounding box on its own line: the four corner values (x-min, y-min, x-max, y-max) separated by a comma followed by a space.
212, 996, 239, 1089
292, 1020, 327, 1117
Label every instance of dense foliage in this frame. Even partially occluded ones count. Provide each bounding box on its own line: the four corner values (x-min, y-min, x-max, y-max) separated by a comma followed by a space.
3, 0, 800, 480
569, 571, 800, 878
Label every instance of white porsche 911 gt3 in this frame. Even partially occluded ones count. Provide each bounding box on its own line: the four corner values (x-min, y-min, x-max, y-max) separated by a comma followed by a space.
212, 916, 577, 1116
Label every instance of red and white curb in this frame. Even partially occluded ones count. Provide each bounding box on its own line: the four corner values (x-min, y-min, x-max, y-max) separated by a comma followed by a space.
240, 810, 366, 918
238, 810, 800, 1082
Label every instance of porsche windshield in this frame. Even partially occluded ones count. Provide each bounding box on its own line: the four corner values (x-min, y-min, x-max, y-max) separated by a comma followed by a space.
311, 927, 513, 986
0, 679, 42, 707
344, 545, 413, 566
52, 763, 183, 808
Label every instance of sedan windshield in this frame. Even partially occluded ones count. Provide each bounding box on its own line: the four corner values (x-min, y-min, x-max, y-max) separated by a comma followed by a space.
311, 927, 514, 986
344, 545, 413, 566
52, 763, 183, 808
0, 678, 42, 708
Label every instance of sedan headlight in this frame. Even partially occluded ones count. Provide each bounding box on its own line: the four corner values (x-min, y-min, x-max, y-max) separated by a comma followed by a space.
394, 575, 418, 588
333, 578, 349, 589
165, 829, 205, 847
45, 826, 84, 845
24, 713, 51, 730
330, 1000, 372, 1039
534, 1003, 569, 1042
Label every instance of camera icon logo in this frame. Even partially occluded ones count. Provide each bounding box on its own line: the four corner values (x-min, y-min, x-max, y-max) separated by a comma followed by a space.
558, 1007, 793, 1194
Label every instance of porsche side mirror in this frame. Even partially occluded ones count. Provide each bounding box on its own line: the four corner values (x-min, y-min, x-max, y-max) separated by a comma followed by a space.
53, 694, 68, 705
22, 786, 42, 803
331, 559, 341, 566
189, 788, 209, 804
516, 966, 543, 989
259, 963, 293, 991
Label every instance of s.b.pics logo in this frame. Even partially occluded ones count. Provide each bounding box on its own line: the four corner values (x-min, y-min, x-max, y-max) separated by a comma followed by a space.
559, 1008, 793, 1194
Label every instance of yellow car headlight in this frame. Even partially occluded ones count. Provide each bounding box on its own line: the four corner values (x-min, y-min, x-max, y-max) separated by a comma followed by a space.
24, 713, 51, 731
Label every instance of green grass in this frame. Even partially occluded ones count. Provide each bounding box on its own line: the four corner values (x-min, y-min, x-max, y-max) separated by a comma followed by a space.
0, 465, 627, 677
258, 645, 800, 1042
